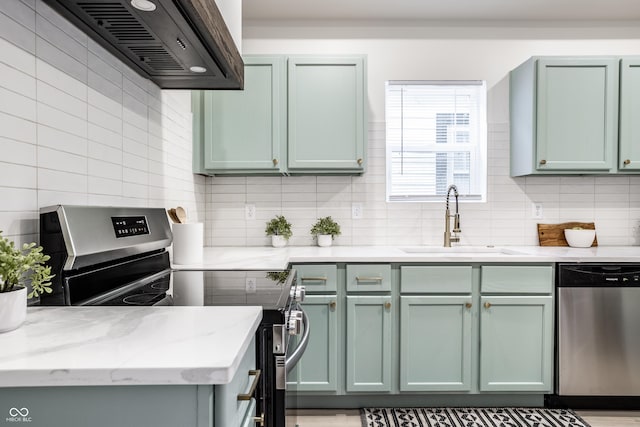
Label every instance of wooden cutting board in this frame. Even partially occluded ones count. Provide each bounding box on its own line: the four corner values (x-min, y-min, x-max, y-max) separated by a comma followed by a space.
537, 222, 598, 247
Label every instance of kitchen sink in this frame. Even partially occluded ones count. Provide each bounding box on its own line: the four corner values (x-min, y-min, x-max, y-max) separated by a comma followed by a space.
400, 246, 524, 255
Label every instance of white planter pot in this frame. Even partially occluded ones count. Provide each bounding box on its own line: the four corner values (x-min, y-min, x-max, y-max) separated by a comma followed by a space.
0, 286, 27, 333
317, 234, 333, 247
271, 235, 288, 248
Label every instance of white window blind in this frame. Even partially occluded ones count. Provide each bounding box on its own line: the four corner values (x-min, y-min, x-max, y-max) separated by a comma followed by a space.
385, 81, 487, 202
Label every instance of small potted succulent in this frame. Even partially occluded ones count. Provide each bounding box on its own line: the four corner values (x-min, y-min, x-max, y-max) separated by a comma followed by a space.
0, 231, 53, 333
310, 216, 341, 247
265, 215, 292, 248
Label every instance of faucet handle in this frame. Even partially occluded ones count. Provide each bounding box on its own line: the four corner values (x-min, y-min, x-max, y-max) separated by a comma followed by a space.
453, 213, 461, 233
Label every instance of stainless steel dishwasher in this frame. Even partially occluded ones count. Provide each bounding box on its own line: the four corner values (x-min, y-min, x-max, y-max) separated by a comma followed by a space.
555, 263, 640, 406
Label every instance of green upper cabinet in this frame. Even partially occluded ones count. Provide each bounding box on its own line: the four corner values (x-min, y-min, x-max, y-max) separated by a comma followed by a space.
193, 55, 367, 175
194, 56, 286, 174
619, 58, 640, 171
287, 56, 366, 172
510, 56, 622, 176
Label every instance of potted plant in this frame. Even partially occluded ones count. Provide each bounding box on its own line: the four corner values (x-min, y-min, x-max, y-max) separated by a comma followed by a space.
310, 216, 341, 247
265, 215, 292, 248
0, 231, 53, 333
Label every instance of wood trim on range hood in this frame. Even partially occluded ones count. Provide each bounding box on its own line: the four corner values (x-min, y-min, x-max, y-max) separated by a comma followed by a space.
43, 0, 244, 90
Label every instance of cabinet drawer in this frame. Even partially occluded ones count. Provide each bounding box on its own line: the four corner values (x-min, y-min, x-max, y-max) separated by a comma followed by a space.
294, 264, 337, 293
215, 338, 257, 427
400, 266, 472, 294
346, 264, 391, 292
481, 266, 553, 294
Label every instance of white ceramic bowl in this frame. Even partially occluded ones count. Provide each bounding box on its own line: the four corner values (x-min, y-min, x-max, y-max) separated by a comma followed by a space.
564, 229, 596, 248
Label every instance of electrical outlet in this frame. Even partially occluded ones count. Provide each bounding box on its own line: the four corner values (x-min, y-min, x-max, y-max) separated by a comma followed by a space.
532, 202, 544, 219
352, 203, 363, 220
245, 204, 256, 220
245, 278, 257, 293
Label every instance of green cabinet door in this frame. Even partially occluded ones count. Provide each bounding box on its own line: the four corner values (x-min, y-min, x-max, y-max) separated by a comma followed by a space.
200, 56, 286, 172
400, 296, 473, 392
619, 58, 640, 171
346, 295, 392, 392
479, 296, 553, 392
535, 58, 618, 171
287, 295, 338, 392
287, 56, 366, 172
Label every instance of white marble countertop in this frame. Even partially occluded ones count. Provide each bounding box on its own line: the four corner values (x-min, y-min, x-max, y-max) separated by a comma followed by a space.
0, 306, 262, 387
172, 245, 640, 270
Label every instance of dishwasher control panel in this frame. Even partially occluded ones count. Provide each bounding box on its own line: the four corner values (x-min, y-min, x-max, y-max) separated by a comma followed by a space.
558, 263, 640, 287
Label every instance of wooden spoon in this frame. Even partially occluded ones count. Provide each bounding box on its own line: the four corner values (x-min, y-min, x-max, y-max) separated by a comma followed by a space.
175, 206, 188, 224
167, 208, 180, 224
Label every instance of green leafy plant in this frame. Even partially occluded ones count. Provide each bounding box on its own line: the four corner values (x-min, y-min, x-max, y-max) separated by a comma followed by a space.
310, 216, 341, 239
265, 215, 293, 240
266, 270, 290, 285
0, 231, 54, 298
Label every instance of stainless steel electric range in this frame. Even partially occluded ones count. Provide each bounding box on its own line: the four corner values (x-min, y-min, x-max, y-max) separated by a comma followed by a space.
39, 205, 308, 427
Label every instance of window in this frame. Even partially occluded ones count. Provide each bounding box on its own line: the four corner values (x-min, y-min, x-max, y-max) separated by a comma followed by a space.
385, 81, 487, 202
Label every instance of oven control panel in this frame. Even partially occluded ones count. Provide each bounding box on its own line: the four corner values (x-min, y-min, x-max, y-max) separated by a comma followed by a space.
111, 216, 150, 238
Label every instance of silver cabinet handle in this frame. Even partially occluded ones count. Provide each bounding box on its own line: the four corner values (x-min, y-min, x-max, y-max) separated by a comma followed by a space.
237, 369, 261, 401
356, 276, 383, 283
301, 277, 327, 282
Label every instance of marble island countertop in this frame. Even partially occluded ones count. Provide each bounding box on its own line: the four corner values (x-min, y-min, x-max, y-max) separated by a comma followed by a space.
0, 306, 262, 387
172, 245, 640, 270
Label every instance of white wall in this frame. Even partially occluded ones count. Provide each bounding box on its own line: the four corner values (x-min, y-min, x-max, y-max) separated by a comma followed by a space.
203, 23, 640, 247
0, 1, 204, 247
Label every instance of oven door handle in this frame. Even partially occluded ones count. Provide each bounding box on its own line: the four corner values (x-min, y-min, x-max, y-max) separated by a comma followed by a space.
285, 305, 310, 373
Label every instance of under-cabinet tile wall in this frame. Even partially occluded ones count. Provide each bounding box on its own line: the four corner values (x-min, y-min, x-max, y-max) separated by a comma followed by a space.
0, 1, 204, 246
205, 121, 640, 247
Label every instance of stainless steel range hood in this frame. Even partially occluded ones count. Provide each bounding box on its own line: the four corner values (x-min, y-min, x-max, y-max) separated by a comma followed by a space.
42, 0, 243, 89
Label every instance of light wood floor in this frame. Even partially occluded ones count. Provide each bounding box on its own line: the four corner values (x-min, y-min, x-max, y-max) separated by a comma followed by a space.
287, 409, 640, 426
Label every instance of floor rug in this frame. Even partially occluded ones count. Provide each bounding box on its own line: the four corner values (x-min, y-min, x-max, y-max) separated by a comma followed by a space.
361, 407, 591, 427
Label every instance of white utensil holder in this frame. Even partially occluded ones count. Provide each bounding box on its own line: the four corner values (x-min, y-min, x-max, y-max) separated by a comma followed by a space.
172, 223, 204, 264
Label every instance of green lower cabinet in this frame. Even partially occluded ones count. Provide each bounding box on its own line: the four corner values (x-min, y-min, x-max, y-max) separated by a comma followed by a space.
287, 295, 338, 392
479, 296, 553, 392
400, 296, 473, 392
346, 295, 393, 392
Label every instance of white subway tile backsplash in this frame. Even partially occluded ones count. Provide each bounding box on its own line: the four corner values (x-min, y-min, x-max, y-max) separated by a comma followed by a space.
37, 103, 87, 138
88, 158, 121, 180
0, 188, 37, 211
0, 10, 36, 54
38, 168, 87, 193
0, 137, 36, 166
38, 146, 87, 175
0, 111, 37, 144
36, 59, 86, 101
36, 80, 86, 120
88, 176, 122, 196
0, 62, 36, 98
0, 86, 36, 121
35, 36, 87, 84
0, 162, 36, 189
35, 13, 86, 65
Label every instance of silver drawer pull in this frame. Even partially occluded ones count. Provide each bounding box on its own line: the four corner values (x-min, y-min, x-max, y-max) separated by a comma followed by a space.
301, 277, 327, 282
237, 369, 261, 401
356, 276, 383, 283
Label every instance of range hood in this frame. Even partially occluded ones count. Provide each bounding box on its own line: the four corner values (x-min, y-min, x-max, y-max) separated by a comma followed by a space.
42, 0, 243, 89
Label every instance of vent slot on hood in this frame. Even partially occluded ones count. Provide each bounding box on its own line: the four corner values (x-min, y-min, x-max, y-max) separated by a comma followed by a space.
43, 0, 243, 89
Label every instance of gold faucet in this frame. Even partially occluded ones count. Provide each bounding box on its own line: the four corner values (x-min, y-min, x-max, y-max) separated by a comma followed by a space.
444, 184, 461, 247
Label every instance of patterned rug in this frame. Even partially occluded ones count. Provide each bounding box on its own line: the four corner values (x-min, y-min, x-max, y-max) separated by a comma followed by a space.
361, 408, 591, 427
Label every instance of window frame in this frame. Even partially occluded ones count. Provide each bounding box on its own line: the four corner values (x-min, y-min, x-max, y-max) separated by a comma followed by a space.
385, 80, 488, 203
